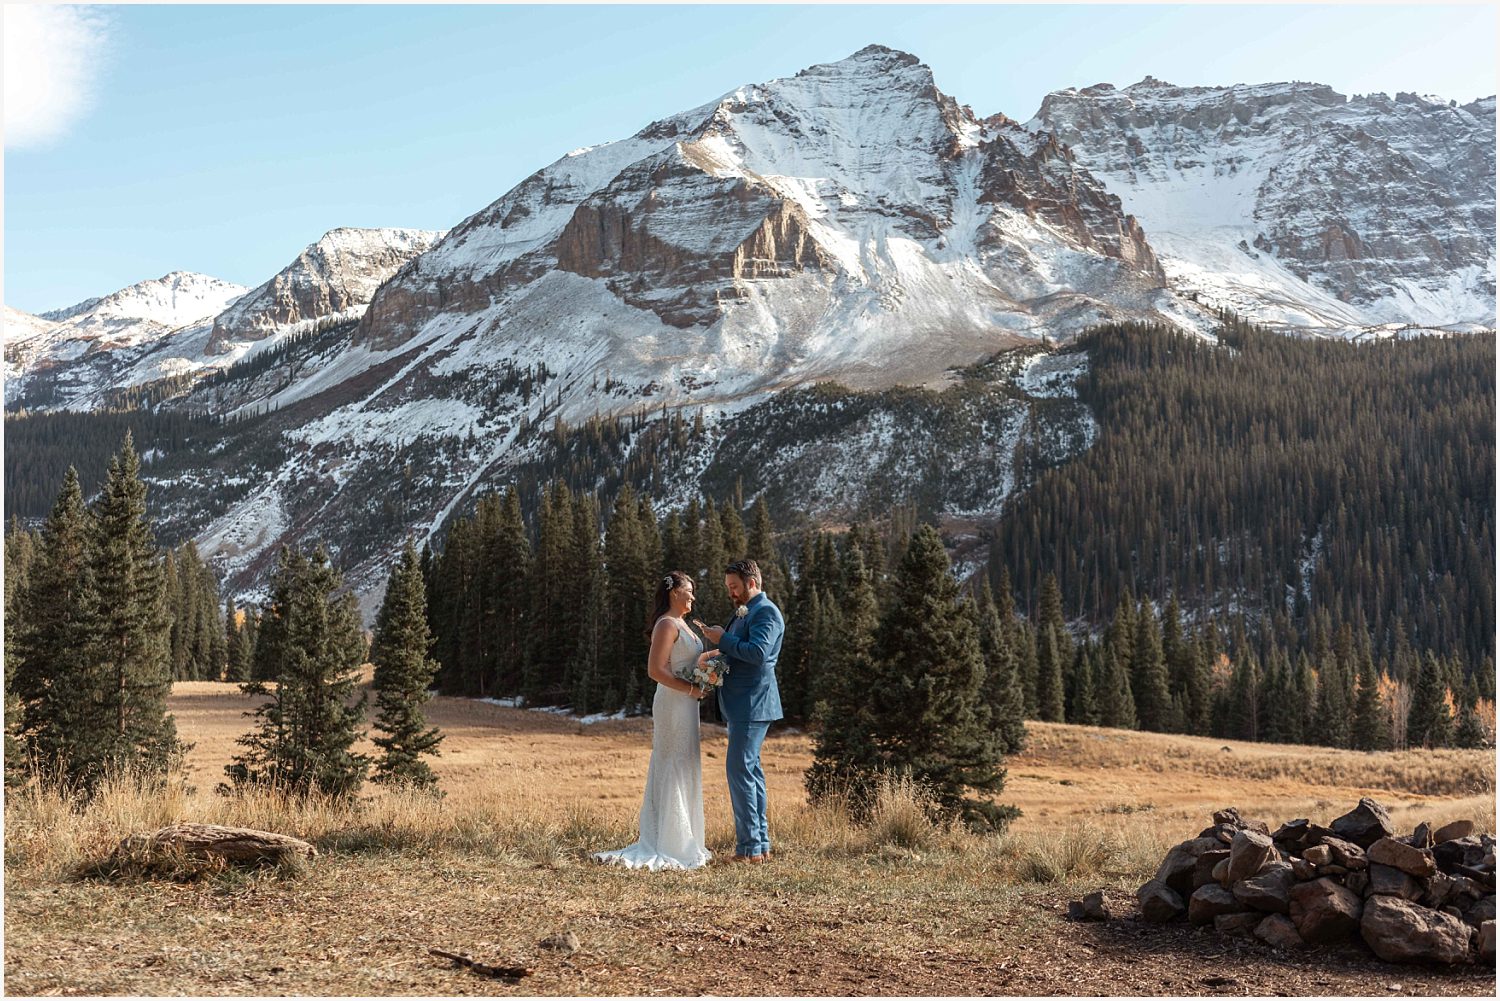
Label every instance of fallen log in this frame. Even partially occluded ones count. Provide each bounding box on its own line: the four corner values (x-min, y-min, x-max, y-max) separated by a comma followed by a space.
114, 823, 316, 867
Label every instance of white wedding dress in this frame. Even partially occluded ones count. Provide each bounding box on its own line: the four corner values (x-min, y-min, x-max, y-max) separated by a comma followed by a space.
593, 619, 712, 871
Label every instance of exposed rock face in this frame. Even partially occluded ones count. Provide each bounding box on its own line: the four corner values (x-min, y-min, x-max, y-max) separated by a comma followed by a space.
1030, 80, 1496, 329
208, 227, 444, 353
357, 44, 1184, 359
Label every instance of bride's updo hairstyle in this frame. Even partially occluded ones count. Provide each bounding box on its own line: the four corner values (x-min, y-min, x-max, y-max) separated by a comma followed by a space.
646, 570, 695, 639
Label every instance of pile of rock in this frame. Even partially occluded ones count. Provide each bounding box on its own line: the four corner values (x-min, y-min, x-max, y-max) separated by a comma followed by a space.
1136, 800, 1495, 965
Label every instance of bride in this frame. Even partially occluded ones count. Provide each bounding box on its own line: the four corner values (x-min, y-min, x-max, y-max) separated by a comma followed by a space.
593, 570, 712, 870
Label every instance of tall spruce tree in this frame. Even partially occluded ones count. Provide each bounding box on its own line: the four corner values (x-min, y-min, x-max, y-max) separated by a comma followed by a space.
1034, 624, 1067, 722
370, 542, 444, 788
1130, 601, 1172, 731
1352, 650, 1390, 751
1406, 652, 1454, 749
225, 545, 370, 797
847, 525, 1014, 829
89, 432, 181, 779
11, 469, 111, 787
975, 580, 1027, 754
1098, 644, 1137, 729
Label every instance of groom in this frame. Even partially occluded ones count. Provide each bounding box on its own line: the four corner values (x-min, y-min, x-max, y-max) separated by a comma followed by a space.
698, 558, 784, 863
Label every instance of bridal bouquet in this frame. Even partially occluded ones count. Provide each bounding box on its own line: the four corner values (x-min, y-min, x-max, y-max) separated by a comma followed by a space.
679, 651, 729, 690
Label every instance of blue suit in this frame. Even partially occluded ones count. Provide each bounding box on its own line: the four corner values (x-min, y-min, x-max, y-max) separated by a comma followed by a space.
714, 592, 784, 857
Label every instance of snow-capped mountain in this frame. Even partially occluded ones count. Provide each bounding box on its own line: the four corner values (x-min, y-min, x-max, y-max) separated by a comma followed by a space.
1029, 79, 1496, 330
5, 229, 442, 410
6, 47, 1495, 623
207, 227, 445, 353
4, 272, 248, 404
358, 45, 1199, 397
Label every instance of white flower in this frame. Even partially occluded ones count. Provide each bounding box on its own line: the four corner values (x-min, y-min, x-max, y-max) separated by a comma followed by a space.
735, 605, 748, 618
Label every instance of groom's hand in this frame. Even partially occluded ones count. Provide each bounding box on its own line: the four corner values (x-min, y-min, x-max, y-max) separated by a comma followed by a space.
700, 624, 725, 644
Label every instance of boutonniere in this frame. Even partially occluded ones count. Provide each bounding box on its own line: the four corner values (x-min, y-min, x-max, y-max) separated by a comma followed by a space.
735, 605, 748, 618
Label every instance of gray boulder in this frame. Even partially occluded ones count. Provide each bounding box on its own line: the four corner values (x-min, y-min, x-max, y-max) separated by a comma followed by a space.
1330, 798, 1395, 848
1189, 884, 1248, 925
1254, 913, 1305, 950
1360, 895, 1472, 965
1434, 819, 1475, 844
1228, 829, 1275, 883
1290, 877, 1363, 944
1368, 837, 1437, 878
1367, 863, 1425, 902
1138, 879, 1185, 923
1154, 837, 1223, 895
1233, 862, 1297, 914
1320, 836, 1368, 871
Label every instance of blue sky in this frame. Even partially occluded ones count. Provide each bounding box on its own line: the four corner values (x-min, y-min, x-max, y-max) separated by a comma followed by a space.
4, 2, 1496, 315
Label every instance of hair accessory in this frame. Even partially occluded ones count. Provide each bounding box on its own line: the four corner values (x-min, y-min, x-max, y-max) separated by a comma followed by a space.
663, 574, 674, 588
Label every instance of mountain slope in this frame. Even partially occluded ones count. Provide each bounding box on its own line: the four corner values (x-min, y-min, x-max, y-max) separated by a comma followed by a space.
1029, 79, 1496, 330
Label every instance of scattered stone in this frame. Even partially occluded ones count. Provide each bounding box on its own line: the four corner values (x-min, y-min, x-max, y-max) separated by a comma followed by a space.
1479, 920, 1495, 963
1290, 857, 1318, 880
1330, 798, 1395, 849
1290, 878, 1363, 944
1233, 862, 1297, 914
1211, 858, 1231, 885
1189, 884, 1248, 925
1304, 844, 1333, 866
1228, 830, 1275, 883
1345, 871, 1369, 896
539, 931, 580, 955
1067, 900, 1088, 921
1254, 913, 1305, 949
1360, 895, 1472, 965
1367, 863, 1425, 902
1368, 838, 1437, 879
1318, 863, 1350, 877
1411, 822, 1434, 850
1081, 890, 1110, 921
1442, 905, 1463, 919
1433, 819, 1475, 845
1138, 879, 1185, 923
1320, 836, 1368, 871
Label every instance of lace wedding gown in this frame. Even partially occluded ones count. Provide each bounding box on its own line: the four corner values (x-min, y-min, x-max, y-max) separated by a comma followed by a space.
593, 619, 711, 871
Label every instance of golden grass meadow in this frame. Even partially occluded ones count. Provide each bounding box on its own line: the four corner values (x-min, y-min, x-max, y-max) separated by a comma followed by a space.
4, 676, 1496, 996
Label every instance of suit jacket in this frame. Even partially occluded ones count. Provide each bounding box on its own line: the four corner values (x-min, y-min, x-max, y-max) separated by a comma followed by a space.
714, 592, 785, 723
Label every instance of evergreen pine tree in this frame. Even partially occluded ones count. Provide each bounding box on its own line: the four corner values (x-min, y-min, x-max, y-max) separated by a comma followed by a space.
1068, 643, 1100, 726
1131, 601, 1172, 731
1352, 649, 1390, 751
1406, 653, 1454, 749
1098, 644, 1138, 729
1035, 624, 1066, 722
90, 432, 181, 778
370, 542, 444, 788
4, 519, 39, 786
225, 545, 370, 797
493, 487, 532, 694
851, 525, 1014, 829
746, 497, 785, 601
975, 580, 1027, 754
11, 470, 110, 787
